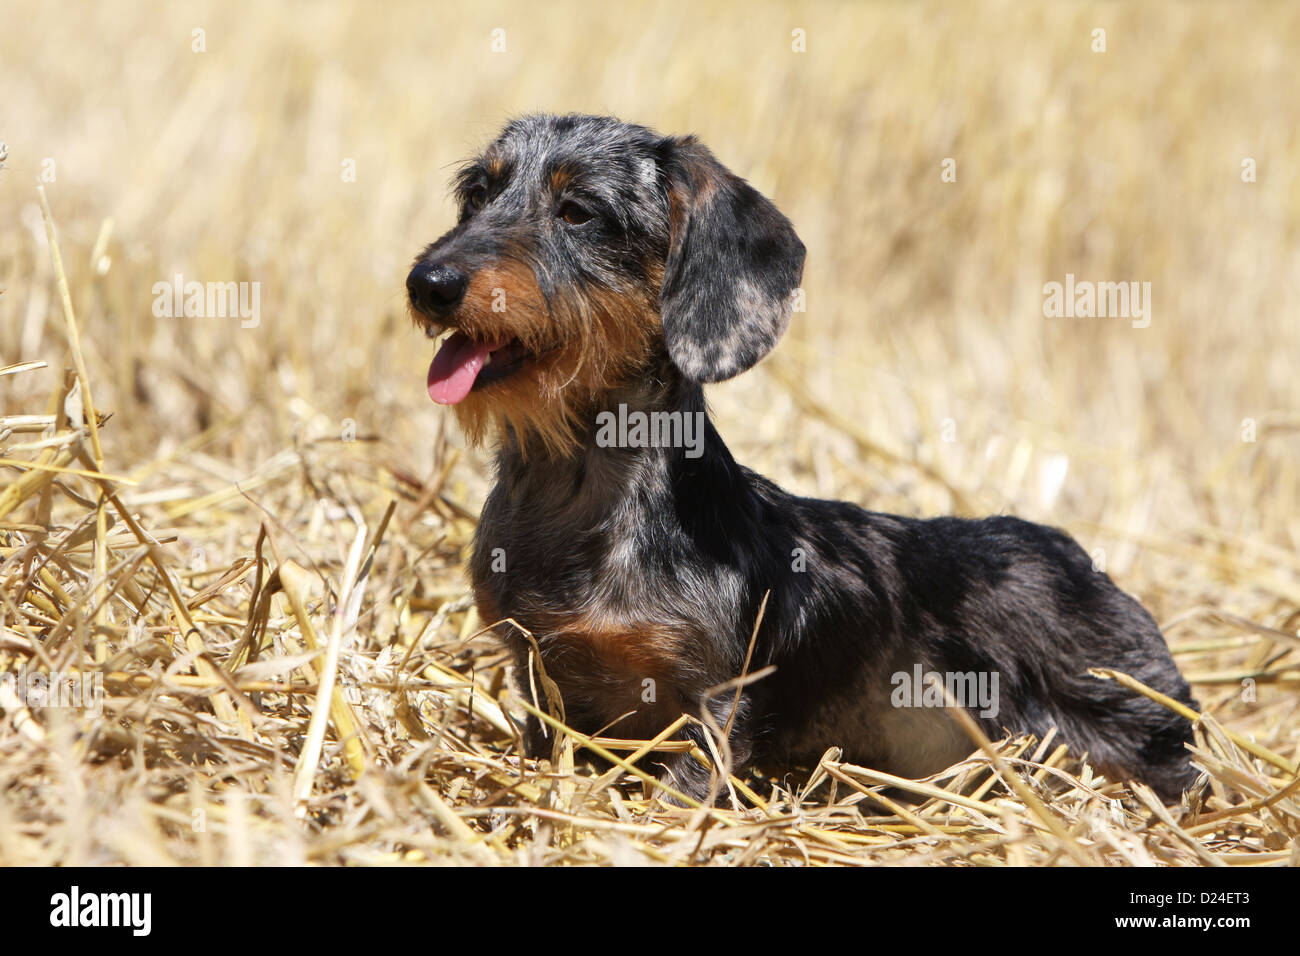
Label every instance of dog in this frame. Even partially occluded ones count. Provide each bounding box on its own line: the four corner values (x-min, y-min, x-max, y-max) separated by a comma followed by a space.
406, 113, 1200, 805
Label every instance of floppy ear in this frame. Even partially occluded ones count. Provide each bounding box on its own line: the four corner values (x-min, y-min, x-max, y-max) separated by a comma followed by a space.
656, 136, 806, 383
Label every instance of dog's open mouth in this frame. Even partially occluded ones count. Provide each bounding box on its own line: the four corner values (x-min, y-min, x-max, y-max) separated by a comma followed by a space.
427, 331, 535, 404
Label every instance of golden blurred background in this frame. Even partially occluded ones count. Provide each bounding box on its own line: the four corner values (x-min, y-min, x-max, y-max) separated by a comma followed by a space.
5, 2, 1296, 555
1, 1, 1297, 864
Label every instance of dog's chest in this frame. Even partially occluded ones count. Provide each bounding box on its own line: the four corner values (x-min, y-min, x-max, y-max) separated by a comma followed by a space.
473, 448, 693, 618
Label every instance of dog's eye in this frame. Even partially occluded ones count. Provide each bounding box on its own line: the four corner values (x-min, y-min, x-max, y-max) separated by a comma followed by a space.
465, 186, 488, 212
557, 201, 593, 226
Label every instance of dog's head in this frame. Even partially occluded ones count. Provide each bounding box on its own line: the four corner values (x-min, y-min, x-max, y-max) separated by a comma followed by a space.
407, 113, 805, 454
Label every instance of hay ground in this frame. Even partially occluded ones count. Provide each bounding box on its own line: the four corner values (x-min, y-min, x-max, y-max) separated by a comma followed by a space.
1, 0, 1298, 866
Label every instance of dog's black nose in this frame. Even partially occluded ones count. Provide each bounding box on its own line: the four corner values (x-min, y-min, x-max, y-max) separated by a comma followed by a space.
407, 264, 467, 314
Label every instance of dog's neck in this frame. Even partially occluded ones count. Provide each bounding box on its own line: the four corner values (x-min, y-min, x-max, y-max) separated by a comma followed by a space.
488, 362, 753, 529
475, 360, 779, 640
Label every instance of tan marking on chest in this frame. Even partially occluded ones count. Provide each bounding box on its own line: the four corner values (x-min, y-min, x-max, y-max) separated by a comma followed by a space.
478, 594, 694, 738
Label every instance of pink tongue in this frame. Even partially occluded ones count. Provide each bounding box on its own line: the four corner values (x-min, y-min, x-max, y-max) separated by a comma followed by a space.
428, 332, 495, 404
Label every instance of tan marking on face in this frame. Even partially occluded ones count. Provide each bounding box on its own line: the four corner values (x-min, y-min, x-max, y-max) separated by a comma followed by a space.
549, 165, 573, 192
445, 260, 662, 457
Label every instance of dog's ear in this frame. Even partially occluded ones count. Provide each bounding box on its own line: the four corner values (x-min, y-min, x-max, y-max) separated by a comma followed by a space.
656, 136, 805, 383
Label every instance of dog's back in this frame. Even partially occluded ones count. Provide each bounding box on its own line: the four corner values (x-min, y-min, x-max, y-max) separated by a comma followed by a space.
748, 491, 1199, 798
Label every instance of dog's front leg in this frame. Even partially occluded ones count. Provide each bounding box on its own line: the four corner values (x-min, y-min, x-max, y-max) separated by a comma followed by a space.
652, 699, 756, 807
